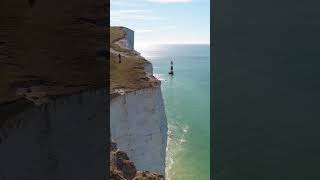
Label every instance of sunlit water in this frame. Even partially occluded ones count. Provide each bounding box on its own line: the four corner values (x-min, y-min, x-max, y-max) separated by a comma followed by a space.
137, 44, 210, 180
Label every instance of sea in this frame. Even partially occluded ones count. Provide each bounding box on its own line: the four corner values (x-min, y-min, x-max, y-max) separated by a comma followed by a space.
136, 44, 210, 180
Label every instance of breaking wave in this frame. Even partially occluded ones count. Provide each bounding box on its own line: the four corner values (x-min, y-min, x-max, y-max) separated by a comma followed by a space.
166, 122, 189, 180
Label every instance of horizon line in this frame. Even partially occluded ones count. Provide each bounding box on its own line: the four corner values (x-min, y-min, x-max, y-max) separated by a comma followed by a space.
135, 42, 210, 47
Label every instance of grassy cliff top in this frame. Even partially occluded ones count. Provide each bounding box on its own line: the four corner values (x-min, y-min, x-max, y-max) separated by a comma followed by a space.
0, 0, 106, 102
110, 27, 159, 98
0, 0, 107, 126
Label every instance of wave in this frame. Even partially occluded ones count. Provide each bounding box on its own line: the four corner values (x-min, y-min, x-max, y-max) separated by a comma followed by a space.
166, 122, 189, 180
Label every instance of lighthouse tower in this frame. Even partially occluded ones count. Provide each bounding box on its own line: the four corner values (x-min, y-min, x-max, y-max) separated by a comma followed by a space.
169, 60, 174, 75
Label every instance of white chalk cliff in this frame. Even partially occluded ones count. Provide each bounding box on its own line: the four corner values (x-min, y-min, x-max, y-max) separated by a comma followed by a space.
110, 27, 168, 176
0, 90, 107, 180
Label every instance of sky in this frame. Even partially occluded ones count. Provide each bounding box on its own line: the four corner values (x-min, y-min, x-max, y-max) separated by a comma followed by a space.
110, 0, 210, 47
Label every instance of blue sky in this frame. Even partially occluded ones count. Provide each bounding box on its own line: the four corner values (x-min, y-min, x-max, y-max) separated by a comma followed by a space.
111, 0, 210, 47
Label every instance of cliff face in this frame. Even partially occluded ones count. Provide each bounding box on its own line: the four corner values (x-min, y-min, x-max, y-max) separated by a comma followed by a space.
115, 27, 134, 50
110, 87, 167, 175
0, 90, 107, 179
144, 62, 153, 75
110, 27, 168, 176
0, 0, 107, 179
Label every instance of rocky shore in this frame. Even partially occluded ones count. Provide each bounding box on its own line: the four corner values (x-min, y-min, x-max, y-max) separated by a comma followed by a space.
110, 142, 165, 180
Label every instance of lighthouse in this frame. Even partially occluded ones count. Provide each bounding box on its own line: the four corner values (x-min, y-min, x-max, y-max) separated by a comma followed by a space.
169, 60, 174, 75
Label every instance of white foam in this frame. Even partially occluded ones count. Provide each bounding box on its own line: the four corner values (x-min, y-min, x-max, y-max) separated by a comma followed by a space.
165, 123, 190, 179
154, 73, 165, 81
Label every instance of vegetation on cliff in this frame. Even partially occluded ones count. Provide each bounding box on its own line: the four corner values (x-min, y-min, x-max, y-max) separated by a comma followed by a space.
110, 27, 159, 99
0, 0, 107, 127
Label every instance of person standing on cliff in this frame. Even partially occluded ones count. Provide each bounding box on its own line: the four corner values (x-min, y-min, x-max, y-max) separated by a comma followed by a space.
118, 54, 122, 63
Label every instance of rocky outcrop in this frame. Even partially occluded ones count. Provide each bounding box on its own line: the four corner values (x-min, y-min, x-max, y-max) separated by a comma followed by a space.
110, 142, 165, 180
110, 142, 137, 180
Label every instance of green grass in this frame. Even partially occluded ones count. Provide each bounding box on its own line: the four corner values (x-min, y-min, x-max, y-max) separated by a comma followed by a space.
110, 27, 156, 96
0, 5, 106, 104
0, 1, 107, 126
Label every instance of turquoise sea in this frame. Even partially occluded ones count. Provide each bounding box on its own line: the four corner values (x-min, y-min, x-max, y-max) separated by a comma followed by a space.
137, 44, 210, 180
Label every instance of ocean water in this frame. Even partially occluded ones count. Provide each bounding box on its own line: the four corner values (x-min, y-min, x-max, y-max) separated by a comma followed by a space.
137, 44, 210, 180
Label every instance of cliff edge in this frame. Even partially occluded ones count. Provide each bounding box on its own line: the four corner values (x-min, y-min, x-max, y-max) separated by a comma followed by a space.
110, 26, 168, 177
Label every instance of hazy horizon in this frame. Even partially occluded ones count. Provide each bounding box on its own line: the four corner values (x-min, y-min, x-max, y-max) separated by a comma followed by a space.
135, 42, 210, 50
